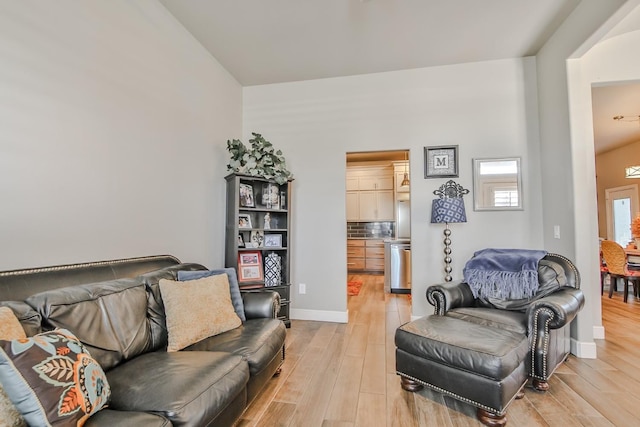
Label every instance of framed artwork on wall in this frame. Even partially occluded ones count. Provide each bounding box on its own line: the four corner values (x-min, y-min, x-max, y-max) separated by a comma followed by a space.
424, 145, 459, 178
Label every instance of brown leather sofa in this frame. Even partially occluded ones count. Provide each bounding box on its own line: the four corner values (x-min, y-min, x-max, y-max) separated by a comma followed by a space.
0, 255, 286, 427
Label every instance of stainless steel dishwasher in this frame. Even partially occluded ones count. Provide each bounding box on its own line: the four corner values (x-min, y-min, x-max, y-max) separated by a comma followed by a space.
385, 240, 411, 293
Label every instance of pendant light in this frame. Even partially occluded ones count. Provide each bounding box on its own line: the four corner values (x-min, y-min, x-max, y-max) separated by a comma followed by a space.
400, 152, 410, 187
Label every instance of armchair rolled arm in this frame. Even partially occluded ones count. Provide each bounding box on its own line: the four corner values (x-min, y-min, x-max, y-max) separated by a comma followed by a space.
526, 287, 585, 330
526, 287, 584, 384
426, 281, 476, 315
241, 290, 280, 320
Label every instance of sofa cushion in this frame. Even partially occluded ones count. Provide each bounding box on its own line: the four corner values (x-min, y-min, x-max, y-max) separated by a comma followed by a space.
447, 307, 527, 335
159, 275, 242, 352
0, 329, 110, 427
178, 268, 246, 321
138, 263, 208, 351
184, 318, 286, 376
25, 278, 151, 370
0, 301, 41, 337
106, 351, 249, 426
0, 307, 25, 341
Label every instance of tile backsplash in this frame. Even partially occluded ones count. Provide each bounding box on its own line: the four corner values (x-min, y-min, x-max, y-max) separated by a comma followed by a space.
347, 221, 395, 239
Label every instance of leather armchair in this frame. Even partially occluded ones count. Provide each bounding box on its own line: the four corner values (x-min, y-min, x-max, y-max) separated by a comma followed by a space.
426, 253, 585, 391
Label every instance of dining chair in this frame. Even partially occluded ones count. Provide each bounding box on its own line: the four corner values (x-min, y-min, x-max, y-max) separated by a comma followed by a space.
600, 250, 609, 295
601, 240, 640, 302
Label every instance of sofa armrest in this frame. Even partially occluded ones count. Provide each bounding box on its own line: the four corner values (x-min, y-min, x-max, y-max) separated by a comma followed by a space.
426, 281, 476, 315
242, 290, 280, 320
526, 287, 585, 331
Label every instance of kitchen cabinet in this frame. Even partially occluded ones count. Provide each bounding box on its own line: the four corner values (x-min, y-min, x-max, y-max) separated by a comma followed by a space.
347, 239, 385, 273
358, 190, 394, 220
358, 176, 394, 191
346, 166, 395, 221
346, 192, 359, 221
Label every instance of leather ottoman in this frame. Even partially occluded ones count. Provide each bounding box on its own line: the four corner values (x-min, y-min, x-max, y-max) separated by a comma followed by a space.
395, 315, 528, 426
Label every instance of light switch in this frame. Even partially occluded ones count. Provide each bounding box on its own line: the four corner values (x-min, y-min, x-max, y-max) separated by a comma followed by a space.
553, 225, 560, 239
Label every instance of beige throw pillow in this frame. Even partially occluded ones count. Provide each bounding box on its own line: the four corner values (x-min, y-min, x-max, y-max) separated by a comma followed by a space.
0, 307, 27, 427
159, 274, 242, 352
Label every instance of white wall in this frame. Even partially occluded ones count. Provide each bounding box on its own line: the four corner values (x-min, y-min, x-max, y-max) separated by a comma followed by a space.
536, 0, 630, 357
243, 58, 544, 320
0, 1, 242, 270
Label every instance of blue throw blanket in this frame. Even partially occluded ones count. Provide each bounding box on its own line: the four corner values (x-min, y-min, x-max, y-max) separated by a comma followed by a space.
463, 248, 547, 300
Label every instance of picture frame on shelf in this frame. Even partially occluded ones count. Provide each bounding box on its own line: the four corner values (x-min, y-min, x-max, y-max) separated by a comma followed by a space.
250, 230, 264, 248
280, 191, 287, 209
239, 183, 255, 207
238, 214, 252, 229
424, 145, 459, 178
261, 183, 280, 209
238, 251, 263, 282
239, 251, 261, 266
238, 234, 245, 248
264, 234, 282, 248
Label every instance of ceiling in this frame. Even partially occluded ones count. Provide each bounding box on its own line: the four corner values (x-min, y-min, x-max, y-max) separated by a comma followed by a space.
159, 0, 640, 154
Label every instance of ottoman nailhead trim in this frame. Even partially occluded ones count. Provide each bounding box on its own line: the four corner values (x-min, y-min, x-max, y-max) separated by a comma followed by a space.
396, 372, 518, 415
530, 307, 553, 380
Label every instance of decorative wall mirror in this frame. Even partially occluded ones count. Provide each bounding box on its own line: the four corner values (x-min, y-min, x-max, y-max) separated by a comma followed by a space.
472, 157, 523, 211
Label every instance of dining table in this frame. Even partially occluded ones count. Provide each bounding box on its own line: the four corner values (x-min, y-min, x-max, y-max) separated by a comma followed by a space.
626, 247, 640, 267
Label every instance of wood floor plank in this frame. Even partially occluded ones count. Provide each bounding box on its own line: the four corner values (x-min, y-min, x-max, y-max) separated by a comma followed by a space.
287, 330, 348, 426
324, 355, 364, 422
360, 343, 386, 394
355, 392, 386, 427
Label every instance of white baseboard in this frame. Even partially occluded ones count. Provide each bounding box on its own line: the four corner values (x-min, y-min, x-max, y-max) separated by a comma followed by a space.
571, 339, 597, 359
593, 325, 605, 340
290, 308, 348, 323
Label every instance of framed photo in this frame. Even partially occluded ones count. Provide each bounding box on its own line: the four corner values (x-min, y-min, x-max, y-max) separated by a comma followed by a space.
238, 251, 263, 282
239, 183, 255, 207
424, 145, 459, 178
239, 251, 261, 266
238, 214, 252, 229
250, 230, 264, 248
280, 191, 287, 209
238, 234, 245, 248
264, 234, 282, 248
261, 183, 280, 209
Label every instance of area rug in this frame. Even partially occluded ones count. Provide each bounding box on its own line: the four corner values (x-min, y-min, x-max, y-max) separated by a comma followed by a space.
347, 281, 363, 296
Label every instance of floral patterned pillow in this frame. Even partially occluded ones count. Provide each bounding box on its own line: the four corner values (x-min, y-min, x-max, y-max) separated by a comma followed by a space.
0, 329, 110, 426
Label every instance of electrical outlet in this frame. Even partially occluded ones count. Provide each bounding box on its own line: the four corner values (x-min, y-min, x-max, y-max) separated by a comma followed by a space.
299, 283, 306, 294
554, 225, 561, 239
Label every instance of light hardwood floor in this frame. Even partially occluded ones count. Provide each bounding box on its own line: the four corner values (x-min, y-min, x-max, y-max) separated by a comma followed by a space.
237, 275, 640, 426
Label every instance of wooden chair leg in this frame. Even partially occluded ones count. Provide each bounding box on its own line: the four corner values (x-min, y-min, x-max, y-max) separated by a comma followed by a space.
609, 277, 616, 298
624, 279, 630, 303
477, 408, 506, 427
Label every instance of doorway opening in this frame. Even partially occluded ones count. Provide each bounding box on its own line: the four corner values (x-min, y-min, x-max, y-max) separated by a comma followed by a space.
345, 150, 412, 300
